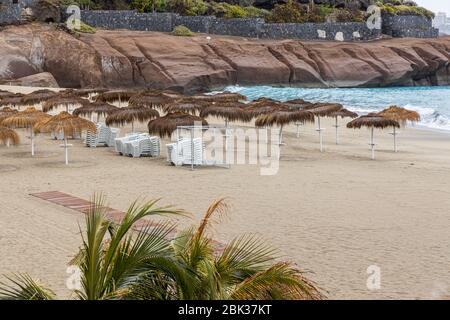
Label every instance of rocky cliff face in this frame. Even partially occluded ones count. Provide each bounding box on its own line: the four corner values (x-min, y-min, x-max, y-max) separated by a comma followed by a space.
1, 24, 449, 92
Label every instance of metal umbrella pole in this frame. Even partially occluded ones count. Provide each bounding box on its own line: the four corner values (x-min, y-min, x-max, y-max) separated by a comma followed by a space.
390, 125, 398, 153
333, 116, 339, 145
279, 125, 284, 145
30, 127, 35, 156
316, 117, 324, 152
190, 127, 194, 171
370, 127, 375, 160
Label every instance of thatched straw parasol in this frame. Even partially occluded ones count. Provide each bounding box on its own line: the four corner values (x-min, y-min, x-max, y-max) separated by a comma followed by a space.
1, 107, 51, 156
329, 108, 358, 145
306, 103, 343, 152
73, 102, 119, 122
378, 106, 421, 152
128, 90, 180, 108
0, 107, 18, 124
199, 103, 253, 125
0, 93, 25, 108
95, 90, 139, 106
255, 109, 315, 145
0, 126, 20, 147
282, 99, 315, 138
105, 105, 160, 132
42, 96, 87, 113
35, 112, 97, 165
284, 98, 314, 109
347, 113, 400, 160
59, 88, 108, 99
20, 89, 58, 105
190, 92, 247, 103
148, 112, 208, 138
246, 98, 289, 117
162, 100, 207, 115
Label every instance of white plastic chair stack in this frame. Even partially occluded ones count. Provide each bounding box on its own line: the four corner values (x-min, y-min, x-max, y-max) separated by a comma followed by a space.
181, 138, 203, 165
124, 135, 161, 158
114, 133, 140, 155
86, 123, 116, 148
148, 136, 161, 157
166, 143, 178, 164
107, 128, 120, 147
166, 138, 203, 166
85, 123, 102, 147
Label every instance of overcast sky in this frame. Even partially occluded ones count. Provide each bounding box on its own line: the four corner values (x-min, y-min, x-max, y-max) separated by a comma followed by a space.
415, 0, 450, 15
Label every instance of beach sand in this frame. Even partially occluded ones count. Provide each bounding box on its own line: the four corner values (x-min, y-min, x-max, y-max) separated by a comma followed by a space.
1, 87, 450, 299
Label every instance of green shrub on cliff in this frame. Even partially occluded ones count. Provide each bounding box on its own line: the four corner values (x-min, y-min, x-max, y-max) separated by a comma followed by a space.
172, 25, 194, 36
167, 0, 207, 16
79, 21, 96, 33
266, 0, 306, 24
131, 0, 167, 13
376, 1, 435, 19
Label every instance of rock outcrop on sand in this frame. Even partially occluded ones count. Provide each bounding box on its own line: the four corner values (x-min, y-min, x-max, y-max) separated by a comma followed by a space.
0, 24, 449, 92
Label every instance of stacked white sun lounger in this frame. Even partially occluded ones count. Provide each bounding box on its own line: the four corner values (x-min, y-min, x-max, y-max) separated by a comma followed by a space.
86, 123, 120, 148
166, 138, 204, 166
114, 133, 142, 154
123, 135, 161, 158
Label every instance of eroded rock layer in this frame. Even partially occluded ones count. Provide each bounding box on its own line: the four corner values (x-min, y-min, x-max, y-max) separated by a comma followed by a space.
1, 24, 449, 92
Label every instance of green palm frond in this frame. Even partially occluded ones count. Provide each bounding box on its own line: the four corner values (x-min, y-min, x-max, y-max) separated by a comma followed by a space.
230, 262, 323, 300
0, 274, 56, 300
215, 234, 279, 281
107, 221, 176, 290
75, 195, 186, 300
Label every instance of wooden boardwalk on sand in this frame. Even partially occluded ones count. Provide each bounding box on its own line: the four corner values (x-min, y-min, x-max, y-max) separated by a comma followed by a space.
30, 191, 174, 234
30, 191, 225, 251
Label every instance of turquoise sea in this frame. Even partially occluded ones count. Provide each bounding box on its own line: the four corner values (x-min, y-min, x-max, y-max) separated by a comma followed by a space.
220, 85, 450, 131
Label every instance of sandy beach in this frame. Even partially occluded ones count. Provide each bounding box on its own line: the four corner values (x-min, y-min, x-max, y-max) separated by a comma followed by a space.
1, 86, 450, 299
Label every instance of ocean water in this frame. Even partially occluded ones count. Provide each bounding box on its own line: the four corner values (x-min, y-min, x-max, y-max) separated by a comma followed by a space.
221, 85, 450, 131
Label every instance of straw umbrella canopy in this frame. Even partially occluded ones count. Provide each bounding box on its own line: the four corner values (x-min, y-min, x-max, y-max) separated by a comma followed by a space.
128, 90, 180, 108
148, 112, 208, 138
200, 103, 253, 125
95, 90, 140, 106
20, 89, 58, 105
0, 107, 18, 124
1, 107, 51, 156
284, 98, 314, 109
246, 98, 289, 117
328, 108, 358, 145
42, 96, 87, 113
0, 93, 25, 108
378, 106, 420, 152
35, 112, 97, 165
162, 99, 208, 116
190, 92, 247, 103
255, 109, 315, 145
105, 105, 160, 132
73, 102, 119, 122
347, 113, 400, 160
0, 126, 20, 147
283, 99, 316, 137
59, 88, 108, 99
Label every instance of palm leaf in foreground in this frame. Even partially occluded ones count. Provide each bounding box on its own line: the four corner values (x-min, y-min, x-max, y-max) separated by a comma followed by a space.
73, 195, 185, 300
0, 274, 56, 300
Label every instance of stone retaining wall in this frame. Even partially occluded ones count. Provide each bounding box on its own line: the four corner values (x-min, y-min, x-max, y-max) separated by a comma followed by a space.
382, 14, 439, 38
80, 10, 382, 41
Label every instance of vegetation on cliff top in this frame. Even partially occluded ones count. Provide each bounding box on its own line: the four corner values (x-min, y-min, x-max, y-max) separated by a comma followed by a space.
62, 0, 435, 22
